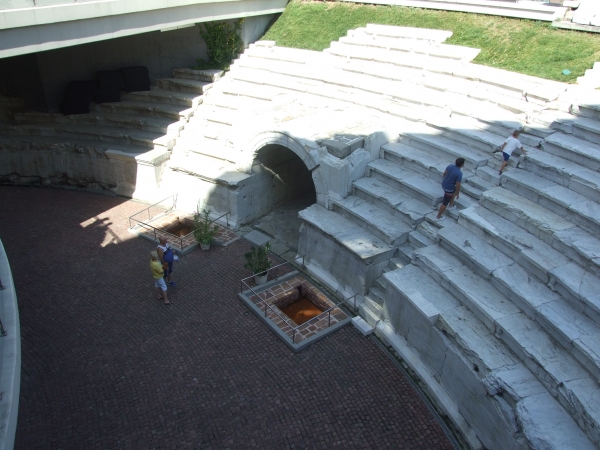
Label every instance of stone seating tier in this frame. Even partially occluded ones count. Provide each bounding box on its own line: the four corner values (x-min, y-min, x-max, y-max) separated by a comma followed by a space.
237, 46, 541, 125
521, 149, 600, 202
0, 122, 174, 150
415, 239, 598, 442
14, 110, 184, 137
92, 101, 194, 122
121, 87, 203, 108
384, 262, 596, 450
479, 187, 600, 283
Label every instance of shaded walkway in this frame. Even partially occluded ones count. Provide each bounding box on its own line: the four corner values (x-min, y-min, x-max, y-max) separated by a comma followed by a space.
0, 187, 454, 449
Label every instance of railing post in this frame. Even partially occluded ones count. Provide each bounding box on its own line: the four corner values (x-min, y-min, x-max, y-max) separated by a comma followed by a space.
264, 302, 267, 317
292, 328, 296, 344
328, 310, 331, 328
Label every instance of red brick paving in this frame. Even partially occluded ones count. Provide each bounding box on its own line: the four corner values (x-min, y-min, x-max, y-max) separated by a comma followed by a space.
0, 187, 455, 449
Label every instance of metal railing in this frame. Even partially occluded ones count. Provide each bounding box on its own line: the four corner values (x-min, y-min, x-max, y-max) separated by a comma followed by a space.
128, 195, 230, 250
240, 259, 357, 344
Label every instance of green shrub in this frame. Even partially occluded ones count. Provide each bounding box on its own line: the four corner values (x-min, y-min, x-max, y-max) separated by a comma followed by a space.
194, 19, 244, 71
244, 242, 272, 276
193, 209, 219, 245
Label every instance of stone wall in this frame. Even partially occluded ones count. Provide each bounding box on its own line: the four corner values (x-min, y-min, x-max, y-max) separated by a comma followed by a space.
0, 140, 118, 191
245, 144, 315, 219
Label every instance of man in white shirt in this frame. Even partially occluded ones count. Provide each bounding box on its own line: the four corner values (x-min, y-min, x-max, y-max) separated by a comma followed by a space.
496, 130, 527, 175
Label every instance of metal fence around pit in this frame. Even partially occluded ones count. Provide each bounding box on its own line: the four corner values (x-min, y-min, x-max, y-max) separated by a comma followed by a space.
240, 259, 357, 344
128, 195, 229, 251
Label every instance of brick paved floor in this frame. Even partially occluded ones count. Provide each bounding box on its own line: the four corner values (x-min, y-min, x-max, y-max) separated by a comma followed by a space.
0, 187, 455, 450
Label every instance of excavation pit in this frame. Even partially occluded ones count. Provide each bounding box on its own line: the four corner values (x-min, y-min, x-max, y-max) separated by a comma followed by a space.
239, 272, 351, 352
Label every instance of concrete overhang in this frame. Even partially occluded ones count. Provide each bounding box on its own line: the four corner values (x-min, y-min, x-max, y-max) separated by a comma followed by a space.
0, 0, 287, 58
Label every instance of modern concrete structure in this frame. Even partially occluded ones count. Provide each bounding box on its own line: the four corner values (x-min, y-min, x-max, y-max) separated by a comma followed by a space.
0, 0, 287, 58
0, 0, 286, 111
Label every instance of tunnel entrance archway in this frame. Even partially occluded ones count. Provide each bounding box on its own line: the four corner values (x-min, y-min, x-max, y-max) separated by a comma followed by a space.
248, 144, 316, 250
251, 143, 316, 213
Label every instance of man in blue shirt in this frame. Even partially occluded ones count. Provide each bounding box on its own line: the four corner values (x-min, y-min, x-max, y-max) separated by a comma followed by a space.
435, 158, 465, 222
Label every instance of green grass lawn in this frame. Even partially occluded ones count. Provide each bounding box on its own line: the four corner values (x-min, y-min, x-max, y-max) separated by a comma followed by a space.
262, 0, 600, 82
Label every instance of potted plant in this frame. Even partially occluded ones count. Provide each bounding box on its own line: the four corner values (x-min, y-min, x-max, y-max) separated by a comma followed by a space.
193, 209, 218, 251
244, 242, 272, 285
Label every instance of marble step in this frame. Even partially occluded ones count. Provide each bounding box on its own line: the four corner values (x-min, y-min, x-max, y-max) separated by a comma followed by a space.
460, 183, 483, 200
0, 134, 151, 154
486, 151, 521, 172
173, 137, 239, 164
532, 110, 581, 134
363, 24, 453, 43
121, 87, 203, 108
385, 264, 596, 449
337, 58, 530, 131
92, 100, 193, 122
331, 196, 412, 246
298, 204, 395, 264
412, 243, 517, 329
465, 175, 496, 192
480, 187, 600, 277
14, 110, 183, 136
179, 120, 235, 143
408, 230, 435, 249
236, 58, 450, 114
413, 244, 600, 446
437, 222, 600, 380
352, 177, 433, 227
202, 91, 273, 111
397, 122, 490, 171
373, 275, 388, 293
450, 106, 524, 138
368, 286, 386, 307
542, 133, 600, 171
367, 159, 442, 207
454, 63, 566, 105
220, 78, 289, 102
469, 85, 543, 116
172, 68, 223, 83
458, 205, 568, 283
381, 142, 475, 183
458, 205, 600, 329
426, 115, 505, 153
156, 78, 212, 95
327, 40, 463, 76
339, 33, 480, 62
245, 44, 320, 65
4, 122, 173, 150
534, 111, 600, 146
166, 151, 249, 187
522, 148, 600, 203
334, 39, 471, 74
476, 165, 502, 184
501, 169, 600, 236
572, 117, 600, 146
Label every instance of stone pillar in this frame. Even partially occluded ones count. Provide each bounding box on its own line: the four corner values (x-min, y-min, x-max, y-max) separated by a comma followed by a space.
106, 148, 170, 201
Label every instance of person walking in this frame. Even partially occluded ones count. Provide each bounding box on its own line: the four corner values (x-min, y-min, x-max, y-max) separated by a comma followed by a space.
496, 130, 527, 175
150, 251, 171, 305
157, 237, 177, 287
435, 158, 465, 222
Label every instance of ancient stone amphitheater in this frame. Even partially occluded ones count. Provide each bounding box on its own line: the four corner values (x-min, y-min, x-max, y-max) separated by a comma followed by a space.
3, 24, 600, 449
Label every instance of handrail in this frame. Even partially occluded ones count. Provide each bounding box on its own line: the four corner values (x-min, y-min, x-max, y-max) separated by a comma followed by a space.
240, 257, 357, 344
128, 196, 231, 250
128, 194, 177, 229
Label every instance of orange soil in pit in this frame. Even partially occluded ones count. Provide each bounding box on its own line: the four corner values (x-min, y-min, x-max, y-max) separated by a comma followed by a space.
165, 223, 193, 237
280, 298, 324, 325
